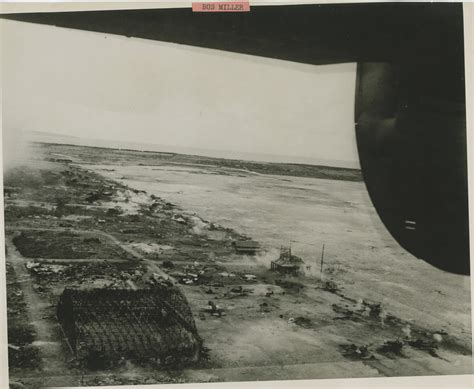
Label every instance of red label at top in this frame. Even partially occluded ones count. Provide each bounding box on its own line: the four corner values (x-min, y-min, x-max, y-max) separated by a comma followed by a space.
192, 2, 250, 12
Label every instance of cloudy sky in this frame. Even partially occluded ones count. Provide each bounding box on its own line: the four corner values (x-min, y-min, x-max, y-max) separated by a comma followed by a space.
2, 18, 359, 167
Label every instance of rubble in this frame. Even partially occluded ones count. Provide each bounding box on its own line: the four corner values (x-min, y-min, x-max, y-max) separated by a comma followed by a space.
225, 286, 253, 298
219, 272, 236, 278
26, 262, 68, 275
293, 317, 312, 329
377, 339, 404, 355
408, 338, 440, 357
25, 261, 40, 270
205, 301, 225, 317
321, 280, 339, 294
275, 279, 304, 293
331, 300, 388, 323
332, 304, 358, 321
340, 344, 374, 360
362, 300, 383, 318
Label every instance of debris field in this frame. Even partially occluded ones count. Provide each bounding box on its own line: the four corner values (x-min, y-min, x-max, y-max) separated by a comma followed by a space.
4, 142, 472, 387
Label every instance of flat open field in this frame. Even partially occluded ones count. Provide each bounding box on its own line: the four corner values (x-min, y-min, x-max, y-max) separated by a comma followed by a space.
4, 142, 472, 387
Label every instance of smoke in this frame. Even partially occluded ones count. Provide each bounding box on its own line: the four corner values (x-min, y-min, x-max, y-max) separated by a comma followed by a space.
2, 128, 38, 172
190, 216, 208, 236
252, 246, 331, 277
254, 248, 280, 267
379, 308, 387, 327
402, 324, 412, 339
433, 333, 443, 343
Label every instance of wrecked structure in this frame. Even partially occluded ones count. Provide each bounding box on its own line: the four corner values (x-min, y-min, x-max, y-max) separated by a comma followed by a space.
57, 286, 202, 364
232, 240, 260, 255
271, 246, 304, 275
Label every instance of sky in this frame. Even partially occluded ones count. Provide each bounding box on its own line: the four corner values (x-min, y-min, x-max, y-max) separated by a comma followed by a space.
2, 19, 359, 167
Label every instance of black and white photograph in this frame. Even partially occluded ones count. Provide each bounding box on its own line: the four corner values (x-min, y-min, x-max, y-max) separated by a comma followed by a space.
1, 2, 472, 388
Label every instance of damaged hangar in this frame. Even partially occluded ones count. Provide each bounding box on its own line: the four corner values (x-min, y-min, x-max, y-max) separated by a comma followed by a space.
57, 285, 202, 364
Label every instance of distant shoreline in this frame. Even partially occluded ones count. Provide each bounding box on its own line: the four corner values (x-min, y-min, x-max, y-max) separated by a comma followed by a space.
34, 141, 364, 182
26, 129, 360, 169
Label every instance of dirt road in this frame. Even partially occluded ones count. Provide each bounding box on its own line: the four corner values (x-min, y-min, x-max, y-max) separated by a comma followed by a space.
5, 236, 71, 379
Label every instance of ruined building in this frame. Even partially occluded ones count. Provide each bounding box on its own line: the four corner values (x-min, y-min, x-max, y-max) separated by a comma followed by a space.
57, 285, 202, 364
271, 246, 304, 275
232, 240, 260, 255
